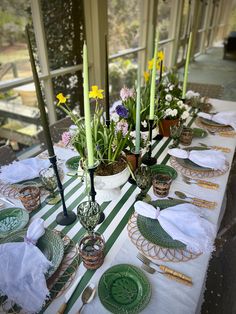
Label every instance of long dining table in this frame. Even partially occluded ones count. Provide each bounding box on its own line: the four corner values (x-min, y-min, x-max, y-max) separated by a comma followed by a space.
2, 98, 236, 314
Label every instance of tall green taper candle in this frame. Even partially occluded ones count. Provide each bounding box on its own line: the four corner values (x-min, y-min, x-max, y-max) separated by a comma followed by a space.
149, 30, 159, 119
25, 26, 55, 157
182, 32, 192, 99
135, 66, 141, 153
83, 42, 94, 168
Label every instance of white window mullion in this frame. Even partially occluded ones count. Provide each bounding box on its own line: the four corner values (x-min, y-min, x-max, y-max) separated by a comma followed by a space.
30, 0, 57, 124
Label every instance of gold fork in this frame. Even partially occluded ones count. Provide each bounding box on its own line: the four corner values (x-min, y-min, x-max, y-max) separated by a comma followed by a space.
137, 253, 193, 285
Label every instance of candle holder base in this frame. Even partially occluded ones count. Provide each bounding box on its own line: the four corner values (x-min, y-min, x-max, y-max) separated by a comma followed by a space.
153, 134, 164, 141
142, 156, 157, 166
56, 211, 77, 226
128, 176, 137, 185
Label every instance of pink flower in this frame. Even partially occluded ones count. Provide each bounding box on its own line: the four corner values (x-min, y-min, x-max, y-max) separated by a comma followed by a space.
120, 87, 135, 101
116, 120, 129, 136
61, 131, 72, 146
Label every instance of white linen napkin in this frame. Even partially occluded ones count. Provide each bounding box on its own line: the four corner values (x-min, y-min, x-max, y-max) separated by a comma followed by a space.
0, 218, 52, 313
198, 111, 236, 130
0, 158, 50, 184
168, 148, 226, 170
135, 201, 216, 254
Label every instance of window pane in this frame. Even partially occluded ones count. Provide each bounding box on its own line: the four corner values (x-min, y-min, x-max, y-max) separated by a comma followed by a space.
108, 0, 142, 55
157, 0, 174, 40
0, 0, 31, 82
41, 0, 85, 70
180, 0, 190, 38
109, 53, 138, 101
197, 2, 208, 30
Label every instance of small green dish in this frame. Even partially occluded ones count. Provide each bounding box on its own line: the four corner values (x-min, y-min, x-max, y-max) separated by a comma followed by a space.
0, 228, 64, 278
98, 264, 151, 314
192, 128, 208, 138
0, 208, 29, 238
149, 164, 177, 180
65, 156, 81, 170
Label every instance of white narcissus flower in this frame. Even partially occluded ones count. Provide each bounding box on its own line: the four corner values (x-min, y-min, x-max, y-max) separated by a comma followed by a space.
181, 111, 190, 120
165, 101, 170, 106
177, 100, 184, 107
164, 108, 173, 117
141, 120, 147, 128
169, 85, 174, 91
111, 112, 120, 122
165, 94, 172, 102
171, 109, 178, 117
164, 88, 169, 93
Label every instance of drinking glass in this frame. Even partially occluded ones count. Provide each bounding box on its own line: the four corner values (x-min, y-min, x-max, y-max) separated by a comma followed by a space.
135, 166, 151, 200
180, 127, 193, 146
77, 201, 101, 235
39, 166, 64, 205
152, 173, 172, 198
169, 124, 183, 148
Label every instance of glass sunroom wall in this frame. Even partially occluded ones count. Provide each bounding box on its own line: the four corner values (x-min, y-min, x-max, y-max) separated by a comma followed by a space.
177, 0, 191, 65
108, 0, 145, 101
156, 0, 177, 70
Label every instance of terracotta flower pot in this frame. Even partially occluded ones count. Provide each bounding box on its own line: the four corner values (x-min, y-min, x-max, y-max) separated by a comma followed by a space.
125, 153, 141, 171
159, 119, 179, 137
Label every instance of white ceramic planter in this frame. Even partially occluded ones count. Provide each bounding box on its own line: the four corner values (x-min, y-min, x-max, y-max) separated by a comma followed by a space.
94, 167, 130, 202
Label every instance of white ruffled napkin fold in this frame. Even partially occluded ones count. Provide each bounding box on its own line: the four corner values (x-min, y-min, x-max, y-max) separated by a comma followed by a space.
0, 218, 52, 313
168, 148, 226, 170
135, 201, 216, 254
198, 111, 236, 130
0, 158, 50, 184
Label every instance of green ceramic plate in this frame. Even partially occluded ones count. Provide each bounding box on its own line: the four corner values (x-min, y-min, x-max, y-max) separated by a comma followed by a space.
0, 228, 64, 278
98, 264, 151, 314
149, 164, 177, 180
137, 199, 187, 249
199, 116, 228, 127
175, 146, 211, 171
192, 127, 208, 138
65, 156, 81, 170
0, 208, 29, 238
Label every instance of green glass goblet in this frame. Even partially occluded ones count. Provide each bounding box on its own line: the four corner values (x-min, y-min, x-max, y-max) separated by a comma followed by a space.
77, 201, 101, 235
169, 124, 183, 148
135, 166, 152, 201
39, 166, 63, 205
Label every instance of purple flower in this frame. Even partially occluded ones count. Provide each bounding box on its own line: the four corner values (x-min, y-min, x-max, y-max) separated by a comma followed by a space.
61, 131, 72, 146
116, 105, 129, 118
116, 120, 129, 136
120, 87, 135, 101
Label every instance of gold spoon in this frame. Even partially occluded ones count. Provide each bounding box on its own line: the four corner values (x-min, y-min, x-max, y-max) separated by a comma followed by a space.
77, 283, 96, 314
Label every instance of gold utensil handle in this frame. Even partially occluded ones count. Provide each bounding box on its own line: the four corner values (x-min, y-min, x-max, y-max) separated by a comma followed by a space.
159, 265, 192, 283
197, 180, 219, 189
211, 146, 231, 153
192, 199, 217, 209
57, 303, 67, 314
197, 182, 219, 190
218, 131, 236, 137
162, 273, 193, 286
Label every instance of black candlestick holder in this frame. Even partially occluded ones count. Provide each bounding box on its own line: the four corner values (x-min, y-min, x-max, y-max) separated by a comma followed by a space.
142, 119, 157, 166
88, 163, 105, 224
128, 151, 140, 185
49, 156, 77, 226
106, 119, 110, 128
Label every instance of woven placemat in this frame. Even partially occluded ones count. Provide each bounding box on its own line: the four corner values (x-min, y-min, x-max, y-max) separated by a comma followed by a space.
195, 117, 233, 132
0, 230, 79, 313
170, 156, 229, 179
128, 213, 201, 262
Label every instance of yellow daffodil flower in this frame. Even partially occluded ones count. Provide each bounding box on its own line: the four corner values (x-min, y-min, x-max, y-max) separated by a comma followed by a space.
157, 51, 164, 61
144, 71, 150, 82
56, 93, 69, 105
89, 85, 104, 99
148, 59, 154, 70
